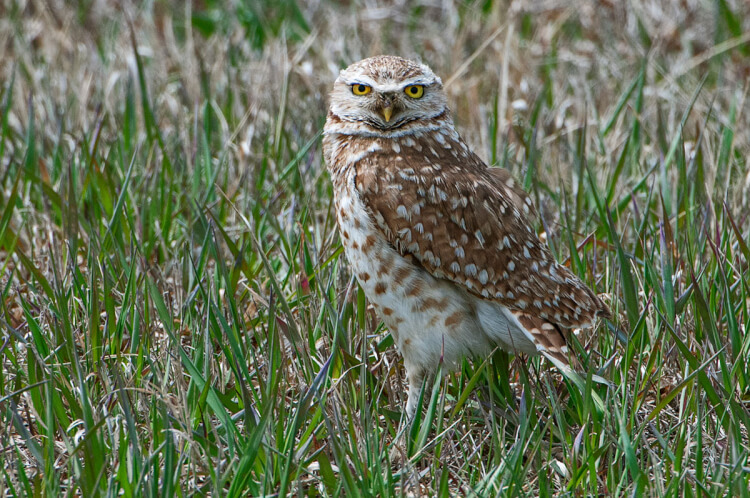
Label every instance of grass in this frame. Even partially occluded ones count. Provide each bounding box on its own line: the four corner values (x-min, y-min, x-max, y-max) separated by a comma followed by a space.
1, 0, 749, 495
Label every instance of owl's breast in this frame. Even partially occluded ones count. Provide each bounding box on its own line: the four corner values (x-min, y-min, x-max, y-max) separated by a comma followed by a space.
333, 170, 390, 288
333, 170, 497, 371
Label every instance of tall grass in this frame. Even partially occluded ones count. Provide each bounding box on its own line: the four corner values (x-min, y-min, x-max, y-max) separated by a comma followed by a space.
1, 0, 748, 495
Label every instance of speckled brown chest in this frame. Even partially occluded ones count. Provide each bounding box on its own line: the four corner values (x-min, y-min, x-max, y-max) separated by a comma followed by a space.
325, 132, 537, 414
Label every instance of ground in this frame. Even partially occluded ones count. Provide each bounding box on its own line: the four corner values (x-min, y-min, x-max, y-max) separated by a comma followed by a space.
0, 0, 749, 496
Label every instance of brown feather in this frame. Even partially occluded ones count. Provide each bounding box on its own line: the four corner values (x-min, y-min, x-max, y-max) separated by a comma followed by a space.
352, 132, 609, 329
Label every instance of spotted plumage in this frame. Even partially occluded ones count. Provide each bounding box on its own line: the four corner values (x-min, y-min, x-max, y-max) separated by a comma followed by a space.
323, 55, 610, 416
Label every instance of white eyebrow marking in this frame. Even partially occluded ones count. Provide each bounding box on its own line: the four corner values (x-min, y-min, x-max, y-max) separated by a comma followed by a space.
342, 78, 435, 94
372, 83, 415, 93
344, 76, 378, 87
402, 76, 434, 86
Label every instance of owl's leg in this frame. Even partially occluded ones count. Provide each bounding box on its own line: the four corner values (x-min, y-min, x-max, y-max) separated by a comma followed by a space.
405, 365, 426, 418
389, 364, 426, 463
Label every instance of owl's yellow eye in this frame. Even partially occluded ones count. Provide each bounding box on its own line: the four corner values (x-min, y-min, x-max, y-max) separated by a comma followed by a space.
351, 84, 372, 96
404, 85, 425, 98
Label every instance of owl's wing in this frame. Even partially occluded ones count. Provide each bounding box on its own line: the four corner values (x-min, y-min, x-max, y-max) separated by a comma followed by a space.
485, 167, 538, 222
355, 150, 609, 329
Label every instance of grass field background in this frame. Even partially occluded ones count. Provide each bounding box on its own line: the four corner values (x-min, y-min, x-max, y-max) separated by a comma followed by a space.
1, 0, 749, 495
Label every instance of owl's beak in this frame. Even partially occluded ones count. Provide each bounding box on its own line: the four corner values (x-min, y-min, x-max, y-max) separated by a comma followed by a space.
381, 106, 393, 122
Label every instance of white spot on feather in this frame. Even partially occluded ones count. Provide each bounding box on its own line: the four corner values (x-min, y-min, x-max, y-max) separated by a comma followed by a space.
478, 269, 488, 284
502, 236, 511, 248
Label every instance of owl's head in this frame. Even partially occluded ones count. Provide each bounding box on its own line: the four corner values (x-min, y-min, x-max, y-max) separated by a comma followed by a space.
329, 55, 448, 133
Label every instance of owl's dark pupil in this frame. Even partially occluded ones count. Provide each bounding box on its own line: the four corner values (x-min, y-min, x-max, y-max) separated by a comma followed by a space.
358, 85, 365, 92
410, 87, 417, 94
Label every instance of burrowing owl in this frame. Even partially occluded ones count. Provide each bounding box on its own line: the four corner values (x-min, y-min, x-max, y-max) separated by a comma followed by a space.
323, 55, 610, 416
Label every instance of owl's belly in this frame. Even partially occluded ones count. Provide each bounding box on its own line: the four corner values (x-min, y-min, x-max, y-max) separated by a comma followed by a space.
335, 179, 499, 372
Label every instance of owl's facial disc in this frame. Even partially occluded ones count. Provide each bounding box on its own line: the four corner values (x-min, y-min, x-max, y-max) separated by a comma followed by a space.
329, 56, 448, 133
338, 79, 443, 130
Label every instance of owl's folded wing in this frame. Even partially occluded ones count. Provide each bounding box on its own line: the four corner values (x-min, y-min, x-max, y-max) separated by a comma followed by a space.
355, 156, 609, 329
485, 167, 539, 222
